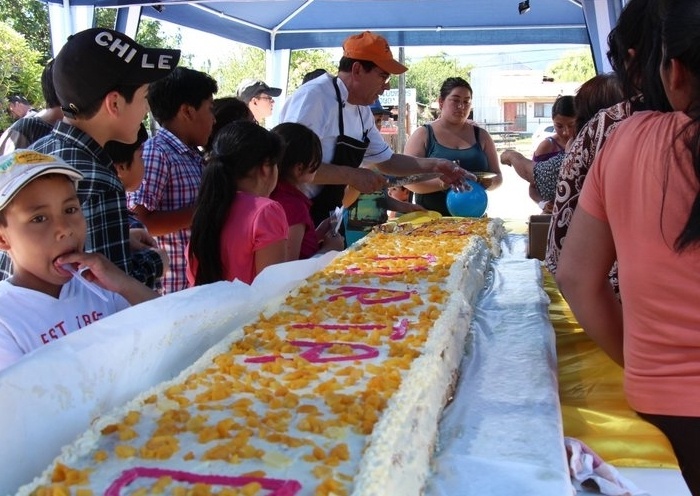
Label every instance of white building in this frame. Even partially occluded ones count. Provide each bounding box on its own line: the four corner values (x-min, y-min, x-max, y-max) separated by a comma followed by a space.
470, 59, 583, 135
378, 88, 419, 134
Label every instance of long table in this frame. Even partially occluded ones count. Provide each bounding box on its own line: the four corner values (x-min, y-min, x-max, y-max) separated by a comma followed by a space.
0, 233, 689, 495
0, 254, 337, 495
427, 235, 571, 494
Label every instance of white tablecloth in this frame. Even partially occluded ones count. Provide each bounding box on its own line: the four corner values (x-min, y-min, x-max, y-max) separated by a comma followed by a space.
426, 235, 572, 495
0, 236, 689, 495
0, 253, 336, 495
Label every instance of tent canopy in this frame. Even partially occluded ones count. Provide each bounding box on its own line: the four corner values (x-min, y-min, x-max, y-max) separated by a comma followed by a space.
45, 0, 625, 73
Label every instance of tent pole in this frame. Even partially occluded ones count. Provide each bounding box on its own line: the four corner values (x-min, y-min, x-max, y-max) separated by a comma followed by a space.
266, 46, 290, 129
114, 6, 142, 38
397, 46, 406, 154
48, 2, 94, 56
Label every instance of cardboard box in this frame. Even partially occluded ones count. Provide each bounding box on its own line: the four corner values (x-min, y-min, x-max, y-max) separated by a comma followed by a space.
528, 214, 552, 260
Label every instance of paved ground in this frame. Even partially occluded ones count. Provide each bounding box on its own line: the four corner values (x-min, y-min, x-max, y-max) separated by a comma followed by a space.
487, 140, 542, 221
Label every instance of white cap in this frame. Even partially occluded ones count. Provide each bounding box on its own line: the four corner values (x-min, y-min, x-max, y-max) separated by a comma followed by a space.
0, 150, 83, 210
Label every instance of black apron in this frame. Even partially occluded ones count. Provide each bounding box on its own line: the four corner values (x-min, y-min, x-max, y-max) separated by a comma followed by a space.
310, 77, 370, 226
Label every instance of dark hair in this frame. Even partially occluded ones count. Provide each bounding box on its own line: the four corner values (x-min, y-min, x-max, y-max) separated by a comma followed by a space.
606, 0, 671, 112
148, 67, 218, 124
189, 121, 283, 285
41, 61, 60, 109
68, 83, 141, 120
574, 74, 624, 133
338, 57, 375, 73
661, 0, 700, 250
551, 95, 575, 119
205, 97, 255, 154
439, 77, 472, 100
7, 95, 29, 105
103, 124, 149, 167
271, 122, 322, 182
302, 69, 328, 85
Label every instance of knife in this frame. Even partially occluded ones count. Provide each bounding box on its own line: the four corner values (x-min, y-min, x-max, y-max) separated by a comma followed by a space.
384, 172, 442, 188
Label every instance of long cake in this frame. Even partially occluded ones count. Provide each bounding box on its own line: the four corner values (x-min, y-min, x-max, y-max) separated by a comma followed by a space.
18, 217, 504, 496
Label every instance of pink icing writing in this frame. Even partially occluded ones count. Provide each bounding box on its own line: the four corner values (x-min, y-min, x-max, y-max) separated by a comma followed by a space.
391, 318, 409, 340
290, 319, 409, 340
245, 340, 379, 364
105, 467, 301, 496
328, 286, 414, 304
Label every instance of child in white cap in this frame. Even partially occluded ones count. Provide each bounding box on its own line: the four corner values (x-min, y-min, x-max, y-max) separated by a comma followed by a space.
0, 150, 158, 372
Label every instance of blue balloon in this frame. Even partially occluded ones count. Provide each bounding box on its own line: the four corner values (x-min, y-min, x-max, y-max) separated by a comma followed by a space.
446, 180, 488, 217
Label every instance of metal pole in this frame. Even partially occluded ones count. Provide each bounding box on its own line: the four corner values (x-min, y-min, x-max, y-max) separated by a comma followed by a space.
397, 46, 406, 154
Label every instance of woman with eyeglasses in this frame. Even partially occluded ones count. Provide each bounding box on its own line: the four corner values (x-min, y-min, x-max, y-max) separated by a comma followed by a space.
270, 122, 345, 260
404, 77, 502, 216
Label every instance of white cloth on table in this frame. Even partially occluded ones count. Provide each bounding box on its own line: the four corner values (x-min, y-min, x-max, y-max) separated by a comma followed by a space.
426, 235, 573, 495
566, 437, 649, 496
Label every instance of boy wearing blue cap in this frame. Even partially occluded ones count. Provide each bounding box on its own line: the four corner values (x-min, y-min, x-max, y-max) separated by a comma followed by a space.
0, 150, 158, 372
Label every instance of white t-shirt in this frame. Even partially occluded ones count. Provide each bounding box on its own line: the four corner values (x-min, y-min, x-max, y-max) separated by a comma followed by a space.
280, 74, 394, 197
0, 278, 130, 371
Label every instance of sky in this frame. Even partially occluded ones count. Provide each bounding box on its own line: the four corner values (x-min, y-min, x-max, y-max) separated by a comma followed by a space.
162, 21, 589, 73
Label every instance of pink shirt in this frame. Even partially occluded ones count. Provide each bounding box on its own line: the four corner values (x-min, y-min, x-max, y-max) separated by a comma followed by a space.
187, 192, 288, 285
580, 111, 700, 416
270, 181, 318, 259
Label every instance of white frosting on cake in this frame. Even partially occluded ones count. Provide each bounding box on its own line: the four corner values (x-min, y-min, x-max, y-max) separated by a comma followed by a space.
18, 218, 501, 496
351, 239, 489, 495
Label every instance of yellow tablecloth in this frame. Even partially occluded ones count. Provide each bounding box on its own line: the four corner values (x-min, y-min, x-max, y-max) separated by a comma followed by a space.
544, 270, 678, 469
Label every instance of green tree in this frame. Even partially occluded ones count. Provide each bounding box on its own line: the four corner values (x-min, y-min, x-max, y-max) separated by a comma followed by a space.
0, 21, 43, 130
0, 0, 174, 62
288, 49, 336, 91
404, 54, 473, 106
211, 47, 336, 97
0, 0, 50, 62
546, 49, 595, 82
94, 8, 173, 49
212, 47, 265, 96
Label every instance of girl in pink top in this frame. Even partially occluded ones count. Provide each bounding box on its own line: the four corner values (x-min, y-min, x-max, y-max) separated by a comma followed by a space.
270, 122, 344, 260
557, 1, 700, 492
187, 121, 288, 285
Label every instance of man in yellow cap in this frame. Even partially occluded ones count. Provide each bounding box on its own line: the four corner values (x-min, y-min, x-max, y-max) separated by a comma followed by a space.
279, 31, 470, 226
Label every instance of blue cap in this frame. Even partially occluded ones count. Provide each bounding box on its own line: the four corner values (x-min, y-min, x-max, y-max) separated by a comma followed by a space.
370, 99, 390, 115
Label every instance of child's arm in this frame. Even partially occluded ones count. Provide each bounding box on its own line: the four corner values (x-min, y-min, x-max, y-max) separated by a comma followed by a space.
131, 204, 196, 237
129, 227, 170, 274
500, 150, 535, 184
56, 252, 159, 306
286, 224, 306, 261
404, 177, 445, 195
82, 190, 160, 286
342, 185, 361, 208
315, 218, 345, 253
385, 196, 426, 214
255, 240, 287, 277
342, 164, 380, 208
